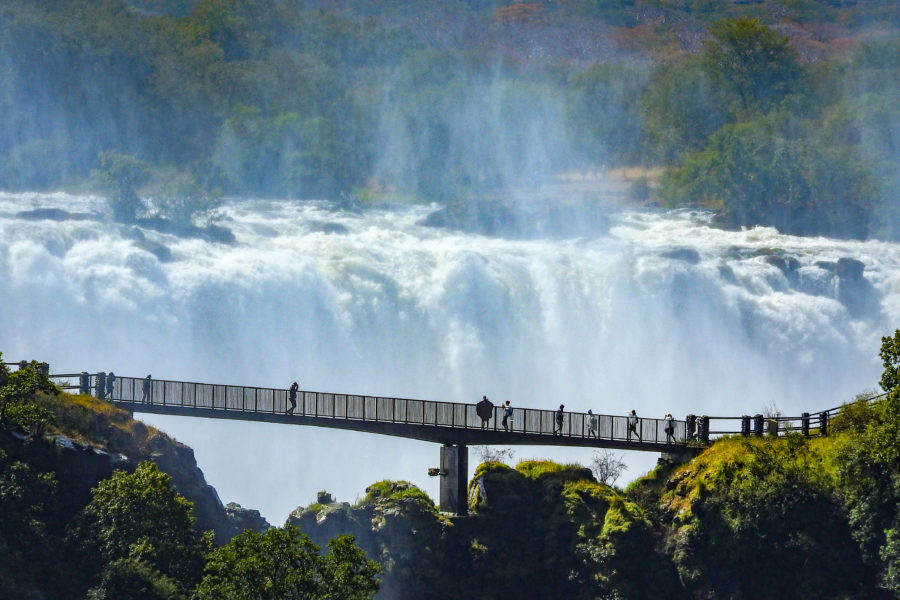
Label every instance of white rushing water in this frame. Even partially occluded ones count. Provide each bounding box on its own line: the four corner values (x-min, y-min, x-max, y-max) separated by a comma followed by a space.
1, 191, 897, 522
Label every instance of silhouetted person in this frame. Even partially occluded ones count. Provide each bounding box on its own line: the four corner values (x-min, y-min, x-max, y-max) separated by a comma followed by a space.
587, 409, 598, 438
554, 404, 565, 435
288, 382, 299, 415
106, 372, 116, 399
141, 374, 151, 403
476, 395, 493, 429
628, 409, 641, 441
502, 400, 513, 431
664, 413, 675, 443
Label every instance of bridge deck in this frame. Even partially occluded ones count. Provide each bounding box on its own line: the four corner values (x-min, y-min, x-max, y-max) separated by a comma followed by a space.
59, 374, 693, 452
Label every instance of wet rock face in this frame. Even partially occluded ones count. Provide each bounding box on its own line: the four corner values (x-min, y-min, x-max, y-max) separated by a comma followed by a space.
662, 247, 701, 264
225, 502, 271, 534
285, 483, 453, 599
421, 197, 610, 239
834, 257, 879, 318
764, 254, 800, 278
4, 426, 241, 544
147, 434, 234, 543
836, 257, 865, 281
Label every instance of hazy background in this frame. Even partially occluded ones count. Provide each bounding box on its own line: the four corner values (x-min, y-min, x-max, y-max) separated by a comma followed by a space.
2, 192, 896, 521
0, 0, 898, 522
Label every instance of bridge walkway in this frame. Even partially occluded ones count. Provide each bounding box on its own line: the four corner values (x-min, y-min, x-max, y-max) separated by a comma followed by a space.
46, 370, 848, 515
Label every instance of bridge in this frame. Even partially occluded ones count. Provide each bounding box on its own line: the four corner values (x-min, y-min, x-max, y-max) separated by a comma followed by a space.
47, 370, 840, 515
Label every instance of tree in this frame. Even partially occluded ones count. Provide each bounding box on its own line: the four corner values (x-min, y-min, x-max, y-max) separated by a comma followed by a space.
659, 113, 874, 239
702, 17, 803, 117
72, 461, 212, 599
568, 62, 650, 166
195, 525, 380, 600
0, 449, 59, 598
0, 359, 57, 427
639, 55, 729, 162
879, 330, 900, 392
590, 449, 627, 486
149, 170, 222, 226
93, 151, 148, 224
833, 332, 900, 594
474, 446, 515, 464
317, 535, 382, 600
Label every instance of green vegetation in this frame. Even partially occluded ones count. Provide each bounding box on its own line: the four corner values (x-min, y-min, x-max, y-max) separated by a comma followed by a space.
71, 462, 212, 599
653, 18, 895, 238
0, 358, 381, 600
0, 1, 897, 237
358, 479, 434, 506
6, 328, 900, 597
195, 526, 380, 600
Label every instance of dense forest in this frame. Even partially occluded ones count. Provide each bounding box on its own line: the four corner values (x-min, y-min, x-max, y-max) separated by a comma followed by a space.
0, 0, 897, 238
4, 333, 900, 599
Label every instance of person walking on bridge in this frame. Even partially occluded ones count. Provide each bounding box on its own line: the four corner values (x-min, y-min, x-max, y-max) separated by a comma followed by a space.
476, 395, 494, 429
141, 374, 151, 403
288, 382, 299, 415
106, 372, 116, 399
587, 409, 598, 438
554, 404, 565, 435
627, 409, 641, 441
664, 413, 675, 443
502, 400, 513, 431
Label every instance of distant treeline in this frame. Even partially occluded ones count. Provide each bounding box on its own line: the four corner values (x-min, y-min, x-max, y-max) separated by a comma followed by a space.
0, 0, 897, 238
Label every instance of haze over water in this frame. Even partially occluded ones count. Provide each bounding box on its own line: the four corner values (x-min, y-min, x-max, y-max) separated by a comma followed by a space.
1, 189, 896, 522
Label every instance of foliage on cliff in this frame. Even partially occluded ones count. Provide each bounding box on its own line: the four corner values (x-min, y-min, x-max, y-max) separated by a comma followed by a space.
8, 331, 900, 599
288, 333, 900, 600
195, 525, 380, 600
0, 358, 380, 600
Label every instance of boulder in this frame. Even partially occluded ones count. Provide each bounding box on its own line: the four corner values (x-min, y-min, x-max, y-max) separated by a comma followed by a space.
835, 257, 865, 281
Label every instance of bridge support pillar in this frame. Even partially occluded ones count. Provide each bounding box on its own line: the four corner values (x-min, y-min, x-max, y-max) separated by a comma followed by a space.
439, 444, 468, 516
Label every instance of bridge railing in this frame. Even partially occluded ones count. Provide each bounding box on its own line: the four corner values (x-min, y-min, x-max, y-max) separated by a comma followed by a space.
53, 372, 887, 445
51, 373, 690, 445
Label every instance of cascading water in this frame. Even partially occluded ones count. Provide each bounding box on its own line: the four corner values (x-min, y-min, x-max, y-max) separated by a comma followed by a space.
1, 190, 896, 522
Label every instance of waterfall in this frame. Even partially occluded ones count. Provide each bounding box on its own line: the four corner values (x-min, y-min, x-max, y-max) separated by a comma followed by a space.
2, 191, 895, 521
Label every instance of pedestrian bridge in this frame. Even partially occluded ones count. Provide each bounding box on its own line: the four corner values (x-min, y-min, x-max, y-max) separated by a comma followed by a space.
49, 370, 843, 515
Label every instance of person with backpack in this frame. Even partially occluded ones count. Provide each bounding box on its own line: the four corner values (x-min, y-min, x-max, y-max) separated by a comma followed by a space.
502, 400, 513, 431
554, 404, 565, 435
476, 395, 494, 429
106, 372, 116, 399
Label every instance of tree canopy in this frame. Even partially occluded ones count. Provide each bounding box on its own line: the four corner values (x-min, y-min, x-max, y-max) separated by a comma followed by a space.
71, 461, 212, 599
0, 1, 896, 238
195, 525, 380, 600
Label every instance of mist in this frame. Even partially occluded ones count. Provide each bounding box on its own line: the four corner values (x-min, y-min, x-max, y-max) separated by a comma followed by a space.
1, 1, 898, 522
2, 191, 895, 521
